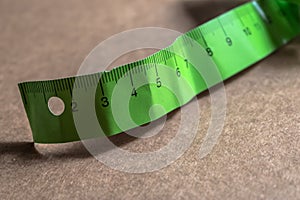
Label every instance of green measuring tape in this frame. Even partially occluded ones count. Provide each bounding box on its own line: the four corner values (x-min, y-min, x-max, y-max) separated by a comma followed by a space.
18, 0, 300, 143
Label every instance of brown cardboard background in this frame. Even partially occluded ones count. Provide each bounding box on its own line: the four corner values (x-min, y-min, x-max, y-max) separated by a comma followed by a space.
0, 0, 299, 199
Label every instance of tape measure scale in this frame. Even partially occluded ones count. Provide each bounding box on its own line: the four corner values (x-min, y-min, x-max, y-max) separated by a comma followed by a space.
18, 0, 300, 143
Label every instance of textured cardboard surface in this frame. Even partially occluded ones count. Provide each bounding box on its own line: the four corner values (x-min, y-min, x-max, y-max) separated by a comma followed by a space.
0, 0, 299, 199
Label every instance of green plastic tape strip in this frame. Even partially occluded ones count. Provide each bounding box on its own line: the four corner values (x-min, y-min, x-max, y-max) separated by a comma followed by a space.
18, 0, 300, 143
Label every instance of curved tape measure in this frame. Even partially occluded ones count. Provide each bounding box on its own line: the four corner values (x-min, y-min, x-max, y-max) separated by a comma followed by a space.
18, 0, 300, 143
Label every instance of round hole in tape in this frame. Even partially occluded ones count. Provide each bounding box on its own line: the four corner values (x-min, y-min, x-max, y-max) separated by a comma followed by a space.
48, 97, 65, 116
